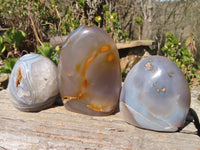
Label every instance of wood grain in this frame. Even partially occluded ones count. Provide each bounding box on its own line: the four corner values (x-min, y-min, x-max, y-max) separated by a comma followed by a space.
116, 40, 154, 50
0, 89, 200, 150
49, 36, 154, 51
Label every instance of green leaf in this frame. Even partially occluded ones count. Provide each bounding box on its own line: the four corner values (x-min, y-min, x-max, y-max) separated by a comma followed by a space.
3, 28, 15, 45
103, 5, 109, 11
121, 69, 125, 74
106, 26, 111, 33
3, 28, 25, 48
37, 43, 53, 58
13, 30, 26, 47
0, 67, 10, 73
122, 33, 128, 40
78, 0, 85, 8
190, 67, 196, 74
0, 36, 5, 53
105, 11, 111, 20
37, 42, 60, 65
196, 74, 200, 79
95, 16, 102, 24
51, 0, 55, 6
111, 13, 118, 23
73, 20, 80, 29
175, 61, 181, 67
135, 17, 143, 25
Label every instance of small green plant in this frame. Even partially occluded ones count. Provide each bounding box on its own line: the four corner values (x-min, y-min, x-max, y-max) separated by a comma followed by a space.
121, 69, 127, 82
103, 4, 109, 11
0, 28, 26, 60
95, 16, 102, 27
78, 0, 86, 9
3, 28, 26, 49
162, 32, 198, 86
37, 43, 60, 65
0, 28, 25, 74
104, 7, 130, 42
135, 17, 143, 40
0, 36, 6, 56
0, 0, 130, 44
0, 58, 18, 73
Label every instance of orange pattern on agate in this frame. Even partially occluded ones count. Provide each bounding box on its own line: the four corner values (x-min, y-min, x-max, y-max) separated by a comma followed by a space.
62, 45, 113, 112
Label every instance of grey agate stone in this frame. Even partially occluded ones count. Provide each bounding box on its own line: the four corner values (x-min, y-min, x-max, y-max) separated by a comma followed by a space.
58, 25, 122, 116
120, 56, 190, 132
8, 54, 59, 112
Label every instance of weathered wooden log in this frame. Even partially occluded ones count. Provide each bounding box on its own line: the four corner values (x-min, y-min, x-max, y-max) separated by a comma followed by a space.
116, 40, 154, 50
50, 36, 154, 50
0, 88, 200, 150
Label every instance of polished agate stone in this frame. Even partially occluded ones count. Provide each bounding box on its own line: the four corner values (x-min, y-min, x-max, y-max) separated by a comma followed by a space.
120, 56, 191, 131
8, 54, 59, 112
58, 25, 121, 116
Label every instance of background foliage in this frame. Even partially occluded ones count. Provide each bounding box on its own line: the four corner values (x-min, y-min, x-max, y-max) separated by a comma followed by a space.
0, 0, 129, 62
0, 0, 200, 87
162, 33, 200, 87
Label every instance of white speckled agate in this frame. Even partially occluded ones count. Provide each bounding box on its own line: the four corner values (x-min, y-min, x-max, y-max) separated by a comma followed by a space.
120, 56, 191, 132
58, 25, 121, 116
8, 54, 59, 112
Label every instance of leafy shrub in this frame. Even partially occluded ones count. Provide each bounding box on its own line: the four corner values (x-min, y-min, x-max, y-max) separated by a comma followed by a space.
0, 28, 26, 74
0, 0, 130, 76
0, 58, 18, 73
0, 0, 129, 44
3, 28, 25, 50
102, 5, 130, 42
0, 28, 26, 58
37, 43, 60, 65
162, 32, 198, 86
